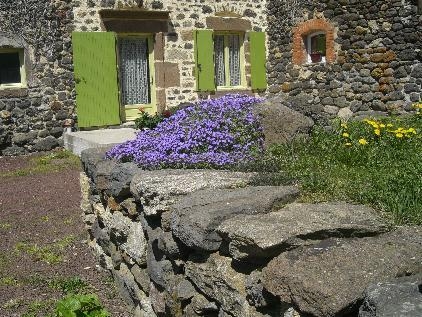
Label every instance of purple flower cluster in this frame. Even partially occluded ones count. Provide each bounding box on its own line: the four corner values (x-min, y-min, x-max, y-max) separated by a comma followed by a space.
106, 94, 264, 169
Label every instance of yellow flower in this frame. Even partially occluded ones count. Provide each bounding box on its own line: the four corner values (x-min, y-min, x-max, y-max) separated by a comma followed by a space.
345, 142, 352, 147
341, 123, 348, 129
342, 132, 350, 138
374, 129, 381, 136
387, 123, 393, 128
396, 133, 404, 138
379, 124, 386, 128
407, 128, 416, 134
359, 138, 368, 145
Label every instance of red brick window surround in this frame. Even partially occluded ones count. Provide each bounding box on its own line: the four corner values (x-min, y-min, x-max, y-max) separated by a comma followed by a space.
292, 18, 336, 65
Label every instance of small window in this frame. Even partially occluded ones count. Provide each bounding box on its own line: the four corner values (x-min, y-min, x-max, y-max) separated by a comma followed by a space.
213, 33, 245, 88
305, 32, 326, 64
0, 49, 25, 88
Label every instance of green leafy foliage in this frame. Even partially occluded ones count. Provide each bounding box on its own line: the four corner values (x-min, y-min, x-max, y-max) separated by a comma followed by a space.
55, 294, 110, 317
252, 110, 422, 225
134, 110, 171, 130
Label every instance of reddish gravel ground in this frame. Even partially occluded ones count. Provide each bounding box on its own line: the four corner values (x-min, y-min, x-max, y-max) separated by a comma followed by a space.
0, 152, 130, 317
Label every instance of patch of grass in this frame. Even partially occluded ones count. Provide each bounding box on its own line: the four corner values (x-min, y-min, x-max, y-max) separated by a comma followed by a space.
0, 276, 19, 286
48, 276, 89, 294
21, 299, 55, 317
258, 113, 422, 225
2, 298, 24, 309
14, 235, 75, 264
0, 149, 80, 178
0, 222, 12, 229
0, 252, 11, 273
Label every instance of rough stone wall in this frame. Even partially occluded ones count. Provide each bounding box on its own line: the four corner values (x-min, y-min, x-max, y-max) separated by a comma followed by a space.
79, 147, 422, 317
266, 0, 422, 123
0, 0, 75, 155
72, 0, 267, 110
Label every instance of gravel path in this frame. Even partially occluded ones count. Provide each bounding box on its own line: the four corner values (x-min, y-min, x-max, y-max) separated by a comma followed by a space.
0, 152, 130, 317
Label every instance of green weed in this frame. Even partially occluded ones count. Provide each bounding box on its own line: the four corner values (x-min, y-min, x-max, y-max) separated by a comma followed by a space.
0, 276, 19, 286
0, 149, 80, 178
48, 276, 88, 294
55, 294, 110, 317
0, 222, 12, 229
255, 111, 422, 225
15, 235, 75, 264
21, 299, 55, 317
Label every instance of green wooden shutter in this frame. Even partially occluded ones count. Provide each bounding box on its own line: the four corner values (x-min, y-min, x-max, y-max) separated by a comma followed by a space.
72, 32, 121, 128
194, 30, 215, 92
249, 32, 267, 91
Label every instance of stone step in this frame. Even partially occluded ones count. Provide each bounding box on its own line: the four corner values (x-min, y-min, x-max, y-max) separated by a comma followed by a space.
64, 128, 137, 156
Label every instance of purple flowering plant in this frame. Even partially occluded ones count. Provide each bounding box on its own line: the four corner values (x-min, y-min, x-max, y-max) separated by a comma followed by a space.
106, 94, 265, 169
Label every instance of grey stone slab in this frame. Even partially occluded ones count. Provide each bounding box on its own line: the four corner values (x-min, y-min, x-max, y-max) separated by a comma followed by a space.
359, 275, 422, 317
263, 226, 422, 317
64, 128, 137, 156
130, 169, 257, 216
217, 202, 388, 261
171, 186, 300, 251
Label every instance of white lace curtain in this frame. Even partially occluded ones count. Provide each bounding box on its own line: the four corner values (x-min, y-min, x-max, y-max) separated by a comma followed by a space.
214, 34, 241, 87
119, 37, 150, 105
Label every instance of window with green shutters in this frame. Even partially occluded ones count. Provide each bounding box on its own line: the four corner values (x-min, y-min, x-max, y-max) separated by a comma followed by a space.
194, 30, 267, 92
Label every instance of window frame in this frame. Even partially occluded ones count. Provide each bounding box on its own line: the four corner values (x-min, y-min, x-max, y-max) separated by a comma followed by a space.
0, 48, 26, 89
117, 33, 156, 120
305, 31, 326, 64
213, 31, 247, 90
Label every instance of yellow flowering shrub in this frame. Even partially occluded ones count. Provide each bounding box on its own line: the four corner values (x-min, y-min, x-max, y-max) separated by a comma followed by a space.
339, 103, 420, 147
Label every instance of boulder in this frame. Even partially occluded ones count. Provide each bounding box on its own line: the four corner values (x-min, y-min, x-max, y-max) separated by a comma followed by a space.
2, 145, 26, 156
245, 271, 278, 308
107, 162, 141, 198
120, 220, 148, 267
254, 98, 314, 148
183, 293, 218, 316
185, 253, 252, 317
217, 202, 387, 261
130, 169, 257, 216
262, 226, 422, 317
112, 262, 154, 315
171, 186, 300, 251
32, 136, 59, 151
359, 275, 422, 317
131, 264, 151, 295
80, 147, 111, 180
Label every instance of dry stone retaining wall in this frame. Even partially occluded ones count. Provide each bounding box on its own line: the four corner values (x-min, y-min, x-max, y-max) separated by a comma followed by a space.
80, 147, 422, 317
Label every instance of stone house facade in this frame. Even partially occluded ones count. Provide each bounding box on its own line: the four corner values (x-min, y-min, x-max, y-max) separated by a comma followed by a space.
71, 0, 268, 128
0, 0, 267, 154
0, 0, 421, 155
266, 0, 422, 123
0, 0, 75, 156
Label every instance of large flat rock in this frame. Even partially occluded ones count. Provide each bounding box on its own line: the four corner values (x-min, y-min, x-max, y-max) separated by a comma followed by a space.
359, 275, 422, 317
130, 169, 257, 216
262, 226, 422, 317
217, 202, 388, 261
171, 186, 300, 251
